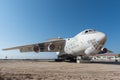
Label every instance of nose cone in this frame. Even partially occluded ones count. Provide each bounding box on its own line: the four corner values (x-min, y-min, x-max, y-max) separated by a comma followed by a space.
98, 32, 107, 45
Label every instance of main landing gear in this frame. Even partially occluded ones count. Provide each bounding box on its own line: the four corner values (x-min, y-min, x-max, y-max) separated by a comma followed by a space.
54, 56, 91, 63
76, 56, 91, 63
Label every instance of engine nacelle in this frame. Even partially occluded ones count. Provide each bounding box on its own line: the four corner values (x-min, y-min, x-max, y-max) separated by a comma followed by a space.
48, 43, 55, 51
101, 48, 107, 53
33, 45, 40, 53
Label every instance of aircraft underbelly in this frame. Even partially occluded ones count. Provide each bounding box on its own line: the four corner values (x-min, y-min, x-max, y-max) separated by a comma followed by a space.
71, 50, 85, 56
63, 49, 85, 56
58, 50, 85, 59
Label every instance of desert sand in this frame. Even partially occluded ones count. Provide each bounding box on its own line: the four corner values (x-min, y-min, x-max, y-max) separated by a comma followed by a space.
0, 60, 120, 80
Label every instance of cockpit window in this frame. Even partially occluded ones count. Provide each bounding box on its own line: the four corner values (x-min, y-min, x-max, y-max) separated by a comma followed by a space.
89, 30, 93, 32
85, 30, 88, 33
80, 29, 96, 35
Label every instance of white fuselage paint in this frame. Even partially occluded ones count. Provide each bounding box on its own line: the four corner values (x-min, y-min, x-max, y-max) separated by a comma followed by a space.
63, 29, 107, 56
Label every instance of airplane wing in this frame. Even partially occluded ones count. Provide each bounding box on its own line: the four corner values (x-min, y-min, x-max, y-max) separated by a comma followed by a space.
2, 39, 66, 53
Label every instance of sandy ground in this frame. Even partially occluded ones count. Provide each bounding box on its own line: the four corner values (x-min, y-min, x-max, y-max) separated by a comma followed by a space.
0, 60, 120, 80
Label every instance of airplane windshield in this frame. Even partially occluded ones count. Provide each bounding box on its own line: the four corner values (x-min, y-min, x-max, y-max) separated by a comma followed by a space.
81, 29, 96, 34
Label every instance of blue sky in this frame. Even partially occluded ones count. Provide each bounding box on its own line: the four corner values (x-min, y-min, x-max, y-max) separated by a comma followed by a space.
0, 0, 120, 59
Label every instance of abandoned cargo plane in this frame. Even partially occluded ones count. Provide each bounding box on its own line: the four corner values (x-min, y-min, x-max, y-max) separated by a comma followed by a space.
3, 29, 107, 63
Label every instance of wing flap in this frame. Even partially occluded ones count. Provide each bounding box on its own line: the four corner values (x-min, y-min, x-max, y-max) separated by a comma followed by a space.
20, 47, 33, 52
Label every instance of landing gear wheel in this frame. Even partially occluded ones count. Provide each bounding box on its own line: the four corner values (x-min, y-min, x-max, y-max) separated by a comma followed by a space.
55, 59, 64, 62
76, 56, 82, 63
55, 56, 65, 62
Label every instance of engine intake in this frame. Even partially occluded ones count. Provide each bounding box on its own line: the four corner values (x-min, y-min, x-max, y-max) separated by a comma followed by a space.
48, 43, 55, 51
101, 48, 107, 53
33, 45, 40, 53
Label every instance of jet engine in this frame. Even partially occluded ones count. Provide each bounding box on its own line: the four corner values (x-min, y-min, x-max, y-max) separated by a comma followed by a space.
33, 45, 40, 53
101, 48, 107, 53
48, 43, 55, 51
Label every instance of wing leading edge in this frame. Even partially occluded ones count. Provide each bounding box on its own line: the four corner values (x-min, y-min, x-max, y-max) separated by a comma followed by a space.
3, 39, 66, 53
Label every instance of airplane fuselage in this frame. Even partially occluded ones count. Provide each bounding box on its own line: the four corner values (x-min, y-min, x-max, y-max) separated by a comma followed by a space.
63, 29, 107, 57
